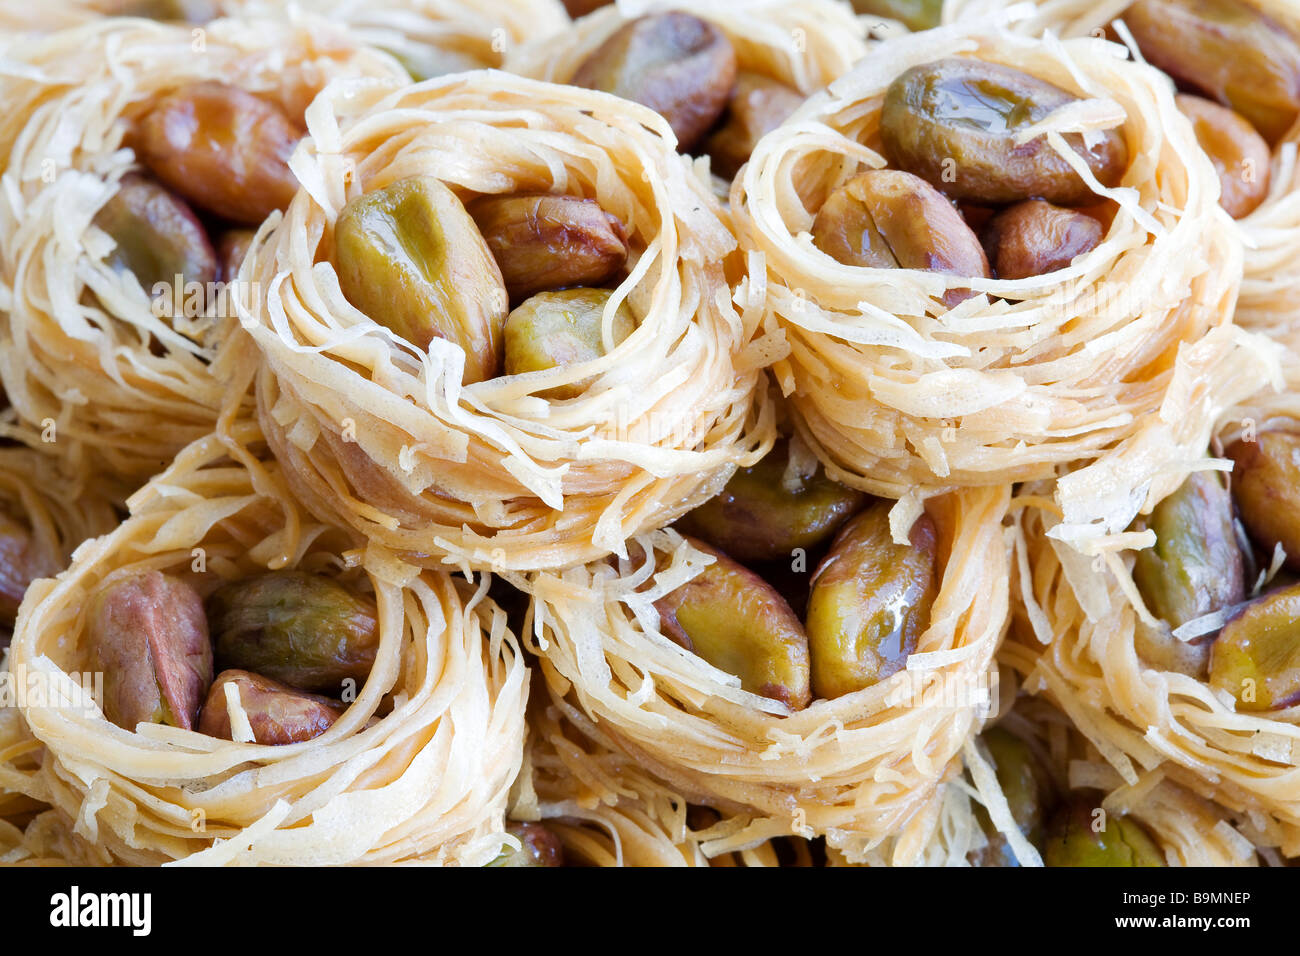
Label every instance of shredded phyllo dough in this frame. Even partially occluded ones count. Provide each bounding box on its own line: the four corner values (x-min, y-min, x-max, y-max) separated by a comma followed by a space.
522, 485, 1010, 864
219, 70, 775, 573
948, 0, 1300, 350
0, 445, 118, 831
957, 696, 1260, 867
519, 670, 800, 866
295, 0, 568, 76
729, 22, 1279, 550
0, 421, 528, 866
0, 14, 406, 481
507, 0, 870, 114
1008, 451, 1300, 856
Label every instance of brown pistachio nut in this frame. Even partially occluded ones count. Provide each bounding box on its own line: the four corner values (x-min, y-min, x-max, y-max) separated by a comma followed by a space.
333, 175, 508, 383
654, 536, 812, 709
93, 173, 217, 293
571, 12, 738, 152
502, 288, 635, 399
197, 669, 344, 745
88, 571, 213, 732
703, 72, 805, 180
980, 200, 1103, 280
469, 193, 629, 304
1227, 430, 1300, 569
1043, 796, 1165, 867
135, 81, 302, 225
880, 58, 1129, 205
676, 440, 866, 563
811, 168, 990, 306
1125, 0, 1300, 145
805, 501, 939, 700
487, 823, 566, 867
1209, 582, 1300, 711
1176, 94, 1274, 219
207, 570, 379, 695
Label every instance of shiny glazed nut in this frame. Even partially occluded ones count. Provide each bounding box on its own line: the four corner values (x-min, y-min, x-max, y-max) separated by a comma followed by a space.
488, 823, 566, 867
135, 81, 302, 225
1176, 94, 1273, 219
333, 175, 507, 383
1043, 797, 1165, 867
1126, 0, 1300, 145
207, 571, 379, 695
93, 173, 217, 293
1131, 471, 1244, 677
980, 200, 1102, 280
850, 0, 943, 31
703, 72, 805, 180
654, 536, 812, 709
880, 58, 1129, 205
571, 12, 738, 152
197, 669, 344, 745
1209, 582, 1300, 711
88, 571, 213, 732
469, 193, 628, 304
503, 288, 635, 399
969, 727, 1049, 867
1227, 430, 1300, 569
812, 169, 990, 305
805, 502, 938, 700
676, 440, 866, 563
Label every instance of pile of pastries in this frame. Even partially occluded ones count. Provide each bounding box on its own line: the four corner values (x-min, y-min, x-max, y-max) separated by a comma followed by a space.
0, 0, 1295, 867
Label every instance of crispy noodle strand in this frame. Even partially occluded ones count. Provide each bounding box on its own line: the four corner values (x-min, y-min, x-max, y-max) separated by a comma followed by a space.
0, 444, 118, 831
517, 667, 801, 866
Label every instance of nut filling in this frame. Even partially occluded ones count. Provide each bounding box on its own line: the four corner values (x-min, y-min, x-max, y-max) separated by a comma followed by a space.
659, 444, 939, 711
87, 568, 377, 745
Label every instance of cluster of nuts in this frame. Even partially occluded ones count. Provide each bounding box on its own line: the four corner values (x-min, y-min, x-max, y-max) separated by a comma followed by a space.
87, 569, 378, 745
333, 179, 633, 387
666, 443, 934, 709
95, 80, 301, 298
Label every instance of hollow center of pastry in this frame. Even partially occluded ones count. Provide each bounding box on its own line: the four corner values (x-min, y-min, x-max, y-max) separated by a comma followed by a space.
86, 568, 378, 745
331, 174, 638, 392
656, 440, 940, 711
